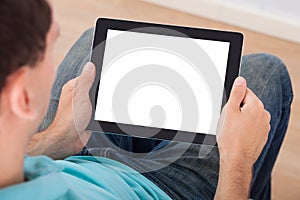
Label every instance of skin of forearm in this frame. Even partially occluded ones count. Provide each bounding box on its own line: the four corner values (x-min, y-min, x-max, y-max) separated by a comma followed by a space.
214, 158, 253, 200
26, 126, 66, 159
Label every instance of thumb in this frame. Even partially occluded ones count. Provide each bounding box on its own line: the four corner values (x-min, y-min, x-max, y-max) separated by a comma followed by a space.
227, 76, 247, 110
77, 62, 96, 90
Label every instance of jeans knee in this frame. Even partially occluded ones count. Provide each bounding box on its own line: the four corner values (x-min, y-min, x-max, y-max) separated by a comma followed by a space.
240, 53, 293, 109
82, 27, 94, 39
257, 53, 293, 106
241, 53, 290, 87
241, 53, 285, 78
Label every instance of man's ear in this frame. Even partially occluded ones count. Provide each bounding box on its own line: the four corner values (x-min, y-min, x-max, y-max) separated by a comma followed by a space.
4, 67, 39, 121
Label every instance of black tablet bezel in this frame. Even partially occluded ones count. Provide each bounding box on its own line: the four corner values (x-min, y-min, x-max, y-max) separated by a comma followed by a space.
87, 18, 243, 145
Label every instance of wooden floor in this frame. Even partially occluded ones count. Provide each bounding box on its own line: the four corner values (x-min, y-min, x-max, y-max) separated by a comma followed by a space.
53, 0, 300, 199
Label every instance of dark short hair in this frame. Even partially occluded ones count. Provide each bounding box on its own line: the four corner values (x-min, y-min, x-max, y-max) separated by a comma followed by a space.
0, 0, 52, 93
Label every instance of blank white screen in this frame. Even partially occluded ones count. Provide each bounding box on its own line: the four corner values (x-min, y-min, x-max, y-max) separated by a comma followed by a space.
94, 29, 230, 135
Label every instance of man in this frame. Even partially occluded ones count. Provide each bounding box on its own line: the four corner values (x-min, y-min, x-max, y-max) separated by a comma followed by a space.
0, 0, 293, 199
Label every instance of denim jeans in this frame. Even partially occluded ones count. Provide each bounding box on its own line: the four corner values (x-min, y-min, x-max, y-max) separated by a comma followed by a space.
39, 28, 293, 200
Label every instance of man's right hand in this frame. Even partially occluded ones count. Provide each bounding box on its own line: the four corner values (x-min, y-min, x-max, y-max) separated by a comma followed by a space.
215, 76, 271, 200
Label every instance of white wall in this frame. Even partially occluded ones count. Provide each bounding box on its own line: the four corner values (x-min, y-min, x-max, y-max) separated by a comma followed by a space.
223, 0, 300, 19
144, 0, 300, 43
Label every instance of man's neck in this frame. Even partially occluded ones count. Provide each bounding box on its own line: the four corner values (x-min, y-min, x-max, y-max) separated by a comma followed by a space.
0, 129, 27, 189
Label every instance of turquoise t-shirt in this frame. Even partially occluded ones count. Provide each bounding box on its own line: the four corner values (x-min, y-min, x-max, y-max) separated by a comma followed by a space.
0, 155, 171, 200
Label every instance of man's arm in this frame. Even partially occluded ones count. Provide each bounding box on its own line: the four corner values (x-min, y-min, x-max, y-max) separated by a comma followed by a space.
215, 157, 253, 199
215, 77, 271, 199
27, 126, 91, 160
27, 62, 95, 159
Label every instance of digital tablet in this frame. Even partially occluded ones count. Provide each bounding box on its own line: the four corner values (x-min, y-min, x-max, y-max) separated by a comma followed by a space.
87, 18, 243, 145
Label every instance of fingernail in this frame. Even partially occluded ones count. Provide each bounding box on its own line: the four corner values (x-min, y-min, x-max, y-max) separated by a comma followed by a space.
85, 62, 94, 72
235, 77, 246, 86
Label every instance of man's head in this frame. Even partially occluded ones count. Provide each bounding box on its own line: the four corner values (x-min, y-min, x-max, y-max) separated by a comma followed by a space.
0, 0, 59, 135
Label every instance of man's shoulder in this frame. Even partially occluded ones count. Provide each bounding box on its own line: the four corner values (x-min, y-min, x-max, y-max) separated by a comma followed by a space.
0, 155, 123, 199
0, 155, 171, 200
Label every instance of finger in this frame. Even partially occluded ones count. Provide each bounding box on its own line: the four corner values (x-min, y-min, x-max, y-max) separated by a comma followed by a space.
76, 62, 96, 91
78, 130, 92, 147
242, 88, 263, 110
72, 131, 92, 154
216, 108, 226, 141
265, 110, 271, 123
227, 76, 247, 111
62, 77, 78, 92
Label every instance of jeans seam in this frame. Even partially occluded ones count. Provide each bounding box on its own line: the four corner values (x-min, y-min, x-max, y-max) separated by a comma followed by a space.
104, 148, 110, 158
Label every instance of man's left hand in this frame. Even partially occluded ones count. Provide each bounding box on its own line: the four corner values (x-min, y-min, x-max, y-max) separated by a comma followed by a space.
27, 62, 95, 159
